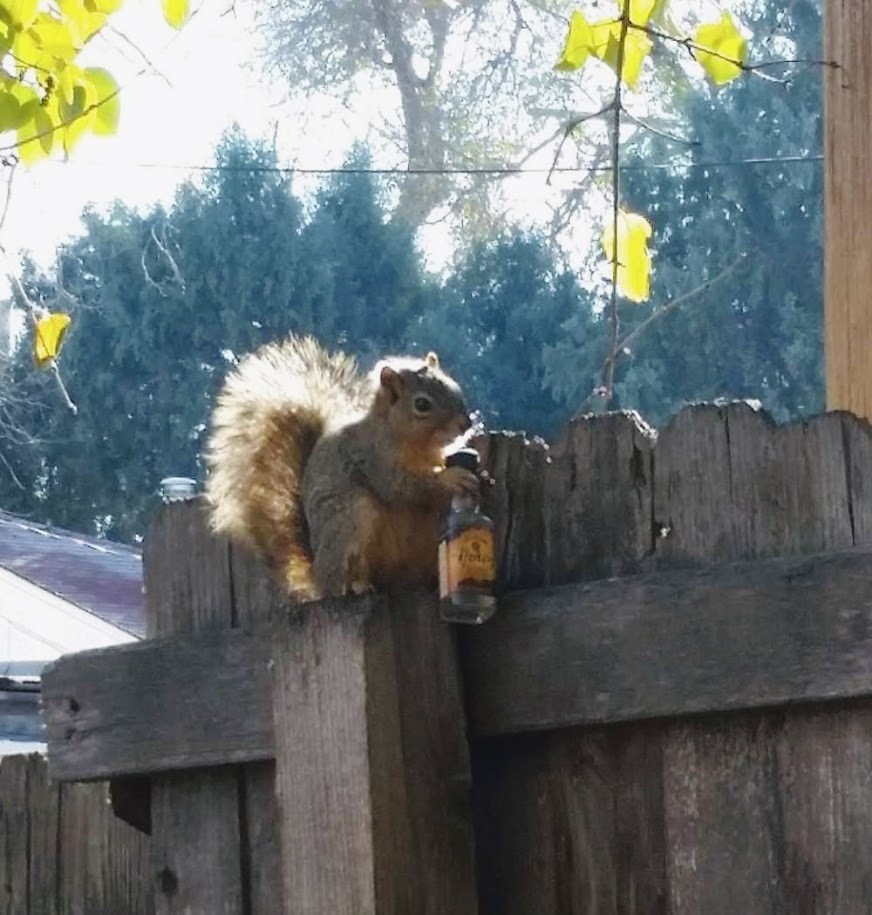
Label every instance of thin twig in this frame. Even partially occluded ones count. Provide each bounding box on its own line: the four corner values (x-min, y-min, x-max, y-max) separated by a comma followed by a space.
104, 26, 174, 87
546, 101, 615, 185
618, 253, 747, 353
622, 111, 698, 146
601, 2, 631, 408
636, 23, 792, 85
0, 447, 25, 490
0, 160, 16, 237
577, 254, 747, 418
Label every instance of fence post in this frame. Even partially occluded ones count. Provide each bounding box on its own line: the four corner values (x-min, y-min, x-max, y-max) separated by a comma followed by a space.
144, 500, 245, 915
271, 592, 478, 914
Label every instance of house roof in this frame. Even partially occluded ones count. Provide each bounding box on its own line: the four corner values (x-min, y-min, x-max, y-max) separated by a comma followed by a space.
0, 511, 145, 639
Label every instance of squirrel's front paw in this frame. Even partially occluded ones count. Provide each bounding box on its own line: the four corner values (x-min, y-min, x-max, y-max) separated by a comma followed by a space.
437, 465, 480, 497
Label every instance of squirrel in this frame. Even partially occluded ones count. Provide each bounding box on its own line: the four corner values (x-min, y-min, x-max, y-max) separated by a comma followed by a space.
204, 334, 478, 601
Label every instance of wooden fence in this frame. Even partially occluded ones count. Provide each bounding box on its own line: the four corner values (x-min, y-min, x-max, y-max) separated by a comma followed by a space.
26, 403, 872, 913
0, 753, 151, 914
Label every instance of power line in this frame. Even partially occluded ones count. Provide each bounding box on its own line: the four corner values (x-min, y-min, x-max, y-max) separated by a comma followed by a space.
39, 153, 823, 177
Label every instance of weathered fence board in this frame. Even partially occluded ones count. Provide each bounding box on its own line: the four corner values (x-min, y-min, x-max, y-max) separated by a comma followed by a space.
44, 627, 273, 778
36, 403, 872, 913
0, 754, 151, 915
465, 546, 872, 736
271, 591, 477, 915
144, 501, 245, 915
43, 540, 872, 777
472, 405, 872, 914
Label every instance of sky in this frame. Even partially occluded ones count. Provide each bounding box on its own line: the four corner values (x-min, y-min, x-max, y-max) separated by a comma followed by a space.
3, 0, 374, 272
0, 0, 761, 282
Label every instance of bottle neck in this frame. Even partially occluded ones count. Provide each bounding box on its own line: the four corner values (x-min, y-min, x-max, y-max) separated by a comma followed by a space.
451, 493, 479, 512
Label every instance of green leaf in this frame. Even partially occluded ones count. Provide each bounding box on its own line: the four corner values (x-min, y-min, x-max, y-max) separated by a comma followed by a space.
0, 91, 19, 131
694, 12, 747, 86
18, 104, 55, 165
83, 66, 119, 134
0, 80, 38, 131
161, 0, 189, 29
62, 85, 94, 155
602, 210, 653, 303
555, 10, 592, 72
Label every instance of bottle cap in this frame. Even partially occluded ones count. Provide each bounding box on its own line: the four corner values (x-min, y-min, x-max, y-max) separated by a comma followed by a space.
445, 448, 480, 473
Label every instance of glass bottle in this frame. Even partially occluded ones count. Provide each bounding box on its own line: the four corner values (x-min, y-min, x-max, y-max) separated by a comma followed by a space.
438, 448, 497, 624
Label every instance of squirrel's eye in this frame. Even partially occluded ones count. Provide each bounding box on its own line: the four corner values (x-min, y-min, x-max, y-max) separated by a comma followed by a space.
413, 395, 433, 415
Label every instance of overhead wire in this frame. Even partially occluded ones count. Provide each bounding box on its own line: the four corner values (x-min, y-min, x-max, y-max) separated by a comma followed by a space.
35, 153, 823, 177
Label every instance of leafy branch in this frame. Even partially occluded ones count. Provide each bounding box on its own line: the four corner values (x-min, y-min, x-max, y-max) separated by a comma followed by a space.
553, 0, 836, 411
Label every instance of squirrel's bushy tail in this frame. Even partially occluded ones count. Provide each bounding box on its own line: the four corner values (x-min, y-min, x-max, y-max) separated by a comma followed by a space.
205, 335, 365, 600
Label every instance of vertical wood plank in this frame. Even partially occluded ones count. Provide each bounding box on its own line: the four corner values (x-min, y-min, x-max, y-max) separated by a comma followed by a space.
543, 412, 656, 584
478, 432, 550, 590
228, 544, 285, 915
25, 754, 60, 915
271, 593, 477, 914
471, 418, 664, 915
0, 754, 150, 915
654, 403, 872, 913
388, 592, 478, 914
824, 0, 872, 419
0, 755, 37, 915
144, 499, 244, 915
59, 779, 152, 914
839, 412, 872, 544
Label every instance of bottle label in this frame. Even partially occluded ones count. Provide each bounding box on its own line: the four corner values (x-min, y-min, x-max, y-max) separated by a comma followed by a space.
439, 526, 495, 599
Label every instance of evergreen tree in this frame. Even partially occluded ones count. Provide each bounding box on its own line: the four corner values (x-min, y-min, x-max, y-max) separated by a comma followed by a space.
0, 129, 308, 539
545, 0, 823, 425
408, 232, 599, 438
301, 149, 435, 358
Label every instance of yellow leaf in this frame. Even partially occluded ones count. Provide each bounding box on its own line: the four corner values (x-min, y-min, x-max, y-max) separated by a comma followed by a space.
6, 0, 38, 29
602, 210, 653, 303
57, 0, 106, 45
555, 10, 592, 72
82, 66, 119, 134
694, 12, 747, 86
625, 0, 656, 27
33, 312, 71, 366
588, 18, 620, 63
161, 0, 189, 29
18, 104, 55, 165
85, 0, 123, 12
29, 12, 77, 59
588, 18, 652, 89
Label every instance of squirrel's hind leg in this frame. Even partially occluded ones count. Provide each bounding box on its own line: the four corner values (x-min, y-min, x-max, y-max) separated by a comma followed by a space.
309, 496, 379, 598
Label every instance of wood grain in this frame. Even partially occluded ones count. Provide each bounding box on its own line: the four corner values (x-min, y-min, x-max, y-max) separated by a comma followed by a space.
0, 754, 151, 915
144, 499, 244, 915
825, 0, 872, 419
43, 627, 273, 780
463, 545, 872, 736
227, 541, 285, 915
271, 592, 477, 914
654, 403, 872, 913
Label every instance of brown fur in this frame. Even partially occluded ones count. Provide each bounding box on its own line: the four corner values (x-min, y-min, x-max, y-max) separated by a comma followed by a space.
205, 335, 474, 601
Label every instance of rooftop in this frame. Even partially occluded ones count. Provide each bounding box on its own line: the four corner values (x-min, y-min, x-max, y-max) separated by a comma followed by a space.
0, 511, 145, 639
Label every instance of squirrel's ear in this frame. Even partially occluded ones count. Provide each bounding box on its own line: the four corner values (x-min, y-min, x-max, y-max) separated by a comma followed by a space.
426, 351, 440, 370
379, 365, 401, 403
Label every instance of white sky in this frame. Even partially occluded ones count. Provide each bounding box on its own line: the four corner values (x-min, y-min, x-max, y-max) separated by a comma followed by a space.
0, 0, 758, 280
3, 0, 375, 273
